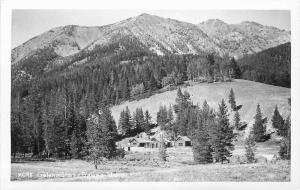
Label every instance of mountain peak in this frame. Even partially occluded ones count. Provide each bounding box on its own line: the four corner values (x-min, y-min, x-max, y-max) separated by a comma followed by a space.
12, 13, 290, 66
137, 13, 153, 18
239, 21, 263, 27
201, 19, 227, 25
133, 13, 164, 22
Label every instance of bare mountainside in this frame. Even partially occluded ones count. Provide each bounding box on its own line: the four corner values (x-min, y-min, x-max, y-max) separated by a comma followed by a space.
111, 79, 290, 132
198, 19, 290, 58
12, 13, 290, 65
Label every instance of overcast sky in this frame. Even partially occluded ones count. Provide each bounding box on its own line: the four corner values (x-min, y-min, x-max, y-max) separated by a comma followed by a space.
12, 10, 290, 48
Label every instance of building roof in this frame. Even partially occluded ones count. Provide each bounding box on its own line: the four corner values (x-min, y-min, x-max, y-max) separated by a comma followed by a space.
176, 136, 191, 142
135, 138, 151, 143
116, 137, 132, 146
136, 132, 149, 139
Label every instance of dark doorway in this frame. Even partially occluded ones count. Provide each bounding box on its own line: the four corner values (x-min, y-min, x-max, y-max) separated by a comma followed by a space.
185, 141, 191, 146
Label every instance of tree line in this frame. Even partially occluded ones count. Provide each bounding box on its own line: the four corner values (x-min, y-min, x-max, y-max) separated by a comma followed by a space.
238, 42, 291, 88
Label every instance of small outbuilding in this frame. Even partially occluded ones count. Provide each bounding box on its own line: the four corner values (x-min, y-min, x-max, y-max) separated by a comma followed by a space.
174, 136, 192, 147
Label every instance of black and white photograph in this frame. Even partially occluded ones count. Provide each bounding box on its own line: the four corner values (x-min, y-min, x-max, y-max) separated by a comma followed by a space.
1, 0, 300, 188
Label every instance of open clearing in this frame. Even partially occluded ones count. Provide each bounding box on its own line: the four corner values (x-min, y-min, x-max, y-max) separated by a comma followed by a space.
11, 143, 289, 182
111, 79, 291, 130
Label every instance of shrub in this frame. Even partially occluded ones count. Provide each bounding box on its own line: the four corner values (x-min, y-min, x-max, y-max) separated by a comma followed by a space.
114, 148, 126, 159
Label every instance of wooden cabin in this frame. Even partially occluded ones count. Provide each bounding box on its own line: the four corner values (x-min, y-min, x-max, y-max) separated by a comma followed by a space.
174, 136, 192, 147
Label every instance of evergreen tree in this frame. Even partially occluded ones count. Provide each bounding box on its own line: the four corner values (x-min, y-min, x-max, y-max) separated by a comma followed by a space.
173, 89, 193, 136
167, 104, 174, 123
28, 86, 45, 157
46, 90, 67, 158
206, 53, 215, 81
173, 88, 184, 113
52, 114, 68, 158
281, 116, 290, 138
86, 105, 118, 169
245, 129, 256, 163
149, 74, 157, 91
279, 116, 291, 159
118, 108, 133, 136
211, 99, 235, 163
279, 98, 291, 159
252, 104, 267, 142
11, 111, 24, 159
157, 105, 168, 129
118, 106, 133, 136
228, 88, 236, 110
159, 135, 167, 162
144, 110, 152, 133
70, 131, 80, 159
190, 102, 214, 164
229, 57, 241, 79
133, 107, 145, 134
272, 105, 284, 136
125, 107, 133, 135
70, 115, 86, 158
233, 110, 240, 130
41, 97, 52, 158
122, 78, 130, 100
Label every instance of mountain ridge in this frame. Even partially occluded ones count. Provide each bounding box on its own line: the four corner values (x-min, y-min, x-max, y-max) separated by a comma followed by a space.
12, 13, 290, 67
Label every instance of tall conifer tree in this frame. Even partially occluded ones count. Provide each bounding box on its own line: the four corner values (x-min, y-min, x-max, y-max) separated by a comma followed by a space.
253, 104, 267, 142
228, 88, 236, 110
86, 105, 118, 169
211, 99, 235, 163
272, 105, 284, 136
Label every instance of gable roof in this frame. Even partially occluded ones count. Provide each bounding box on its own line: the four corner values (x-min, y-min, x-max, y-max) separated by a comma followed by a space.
116, 137, 132, 146
129, 138, 139, 143
176, 136, 191, 142
135, 138, 151, 143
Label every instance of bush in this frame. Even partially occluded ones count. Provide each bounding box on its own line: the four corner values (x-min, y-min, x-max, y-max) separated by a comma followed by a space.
279, 139, 290, 160
229, 155, 247, 164
114, 148, 126, 159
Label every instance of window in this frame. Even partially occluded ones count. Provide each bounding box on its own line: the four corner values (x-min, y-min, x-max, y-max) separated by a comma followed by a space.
178, 143, 183, 146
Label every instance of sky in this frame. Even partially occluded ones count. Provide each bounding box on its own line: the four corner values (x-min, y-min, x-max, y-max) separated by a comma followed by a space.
12, 10, 290, 48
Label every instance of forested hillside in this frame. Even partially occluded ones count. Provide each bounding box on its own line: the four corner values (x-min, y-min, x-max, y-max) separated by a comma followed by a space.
11, 41, 241, 158
238, 42, 291, 88
11, 39, 291, 159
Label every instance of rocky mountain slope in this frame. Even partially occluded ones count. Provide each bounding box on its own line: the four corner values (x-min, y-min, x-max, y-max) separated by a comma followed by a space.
198, 19, 290, 58
12, 25, 105, 65
12, 13, 290, 70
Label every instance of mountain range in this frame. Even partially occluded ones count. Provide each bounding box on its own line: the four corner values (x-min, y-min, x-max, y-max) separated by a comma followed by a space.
11, 13, 290, 71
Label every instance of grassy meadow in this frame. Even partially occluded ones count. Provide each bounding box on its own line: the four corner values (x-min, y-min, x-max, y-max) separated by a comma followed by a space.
11, 142, 290, 182
111, 79, 291, 132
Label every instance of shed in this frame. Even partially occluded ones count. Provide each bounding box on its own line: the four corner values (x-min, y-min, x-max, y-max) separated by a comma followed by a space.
175, 136, 192, 147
